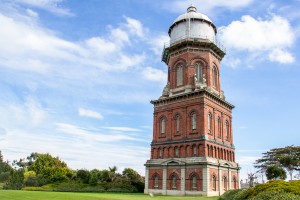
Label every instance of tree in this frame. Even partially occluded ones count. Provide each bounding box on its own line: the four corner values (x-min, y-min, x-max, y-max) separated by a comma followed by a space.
76, 169, 90, 184
0, 150, 3, 163
28, 153, 73, 183
266, 166, 287, 180
122, 168, 142, 184
254, 146, 300, 180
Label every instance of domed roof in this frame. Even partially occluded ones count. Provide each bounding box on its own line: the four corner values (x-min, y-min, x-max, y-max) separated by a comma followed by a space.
173, 5, 213, 24
169, 5, 217, 35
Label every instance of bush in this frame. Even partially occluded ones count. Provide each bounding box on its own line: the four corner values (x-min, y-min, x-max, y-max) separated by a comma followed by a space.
219, 180, 300, 200
218, 189, 242, 200
54, 182, 87, 192
24, 174, 48, 187
106, 183, 138, 193
249, 190, 300, 200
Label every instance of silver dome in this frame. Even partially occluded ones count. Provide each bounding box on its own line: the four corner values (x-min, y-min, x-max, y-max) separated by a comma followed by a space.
168, 5, 217, 44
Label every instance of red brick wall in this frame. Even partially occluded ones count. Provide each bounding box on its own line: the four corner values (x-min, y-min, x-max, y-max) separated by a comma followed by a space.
185, 168, 203, 191
149, 169, 163, 189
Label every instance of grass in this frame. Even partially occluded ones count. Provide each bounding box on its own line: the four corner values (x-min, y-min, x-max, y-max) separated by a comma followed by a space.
0, 190, 219, 200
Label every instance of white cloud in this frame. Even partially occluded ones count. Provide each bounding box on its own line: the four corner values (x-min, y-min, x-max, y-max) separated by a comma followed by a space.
165, 0, 253, 13
149, 34, 169, 55
78, 108, 104, 120
268, 48, 294, 64
1, 97, 47, 127
124, 16, 145, 38
219, 15, 294, 51
17, 0, 73, 16
55, 123, 146, 142
102, 127, 142, 132
142, 67, 167, 83
219, 15, 295, 64
26, 9, 38, 18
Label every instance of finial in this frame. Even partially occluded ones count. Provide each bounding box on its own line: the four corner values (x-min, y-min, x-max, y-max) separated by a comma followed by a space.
187, 5, 197, 13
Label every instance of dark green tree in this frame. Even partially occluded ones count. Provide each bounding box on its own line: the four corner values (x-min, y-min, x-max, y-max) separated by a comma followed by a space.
254, 146, 300, 180
266, 165, 287, 180
28, 153, 73, 183
76, 169, 90, 184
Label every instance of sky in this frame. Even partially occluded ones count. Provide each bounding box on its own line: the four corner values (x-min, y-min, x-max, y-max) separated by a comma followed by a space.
0, 0, 300, 182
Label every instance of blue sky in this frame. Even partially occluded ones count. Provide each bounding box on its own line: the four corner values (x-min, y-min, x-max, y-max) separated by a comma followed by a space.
0, 0, 299, 181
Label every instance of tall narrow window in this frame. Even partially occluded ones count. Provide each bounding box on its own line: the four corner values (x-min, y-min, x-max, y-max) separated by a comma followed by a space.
159, 148, 162, 158
208, 113, 212, 133
176, 115, 180, 132
233, 177, 237, 189
192, 113, 196, 130
175, 147, 179, 157
225, 121, 229, 140
193, 146, 197, 156
192, 176, 197, 189
195, 62, 203, 82
212, 175, 217, 191
172, 176, 177, 189
218, 117, 221, 138
212, 67, 217, 87
177, 65, 183, 86
154, 176, 159, 188
223, 176, 228, 191
161, 118, 165, 134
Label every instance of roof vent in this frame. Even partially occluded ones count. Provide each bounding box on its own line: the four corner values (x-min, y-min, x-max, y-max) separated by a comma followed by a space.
187, 5, 197, 13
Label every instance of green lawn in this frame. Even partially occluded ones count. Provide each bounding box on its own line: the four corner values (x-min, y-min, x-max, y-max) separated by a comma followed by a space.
0, 190, 219, 200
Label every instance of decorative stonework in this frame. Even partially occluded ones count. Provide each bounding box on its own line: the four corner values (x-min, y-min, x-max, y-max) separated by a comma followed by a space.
145, 6, 239, 197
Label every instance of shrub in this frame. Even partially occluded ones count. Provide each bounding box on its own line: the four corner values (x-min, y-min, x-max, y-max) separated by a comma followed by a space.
249, 190, 300, 200
54, 182, 87, 192
218, 189, 242, 200
106, 183, 138, 193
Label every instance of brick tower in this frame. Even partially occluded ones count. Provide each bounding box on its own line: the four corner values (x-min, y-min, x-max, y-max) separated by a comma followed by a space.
144, 6, 240, 196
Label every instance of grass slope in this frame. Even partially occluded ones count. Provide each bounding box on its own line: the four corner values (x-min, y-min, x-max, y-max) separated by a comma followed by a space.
0, 190, 219, 200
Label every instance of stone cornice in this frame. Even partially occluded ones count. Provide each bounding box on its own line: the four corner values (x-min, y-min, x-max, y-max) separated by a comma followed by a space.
151, 89, 234, 111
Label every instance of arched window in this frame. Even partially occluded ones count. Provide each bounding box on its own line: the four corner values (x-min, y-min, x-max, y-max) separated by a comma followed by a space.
154, 175, 159, 188
176, 115, 180, 132
212, 67, 217, 87
159, 148, 162, 158
193, 145, 197, 156
192, 112, 197, 130
225, 121, 229, 140
212, 175, 217, 191
233, 177, 237, 189
177, 64, 183, 86
195, 62, 203, 82
161, 118, 166, 134
172, 176, 177, 189
218, 117, 221, 138
192, 176, 197, 189
208, 113, 212, 133
223, 176, 228, 191
175, 147, 179, 157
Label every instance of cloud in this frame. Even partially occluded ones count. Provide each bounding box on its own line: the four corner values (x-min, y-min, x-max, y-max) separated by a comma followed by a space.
268, 48, 294, 64
142, 67, 167, 83
16, 0, 73, 16
124, 16, 145, 38
148, 34, 169, 55
78, 108, 104, 120
55, 123, 147, 142
219, 15, 295, 64
219, 15, 294, 51
165, 0, 254, 13
0, 97, 47, 127
102, 127, 142, 132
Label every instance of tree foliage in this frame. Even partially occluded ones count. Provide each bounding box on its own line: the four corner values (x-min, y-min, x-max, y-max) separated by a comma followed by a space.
266, 165, 287, 180
254, 146, 300, 180
28, 153, 73, 183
